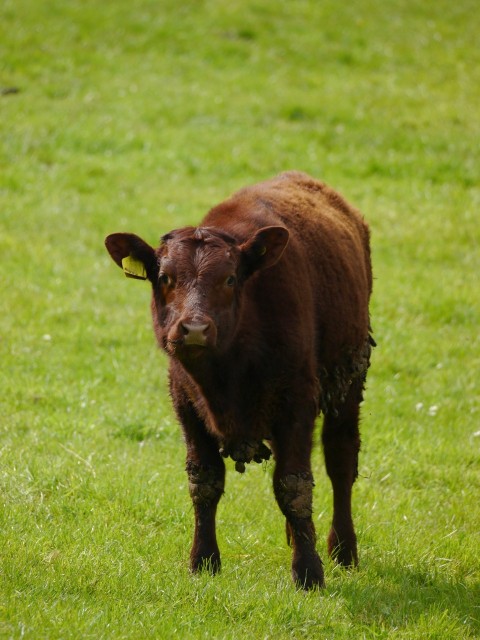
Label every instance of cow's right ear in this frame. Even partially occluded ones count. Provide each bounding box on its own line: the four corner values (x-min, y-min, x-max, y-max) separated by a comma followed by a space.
105, 233, 158, 282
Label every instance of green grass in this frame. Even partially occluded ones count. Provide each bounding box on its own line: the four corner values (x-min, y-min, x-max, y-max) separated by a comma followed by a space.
1, 0, 479, 637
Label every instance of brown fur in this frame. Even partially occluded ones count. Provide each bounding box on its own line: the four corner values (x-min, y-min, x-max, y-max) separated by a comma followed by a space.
105, 171, 374, 589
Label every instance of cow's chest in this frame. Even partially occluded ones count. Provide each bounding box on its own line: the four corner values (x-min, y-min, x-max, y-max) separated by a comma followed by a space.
177, 357, 278, 468
193, 388, 272, 440
192, 370, 274, 449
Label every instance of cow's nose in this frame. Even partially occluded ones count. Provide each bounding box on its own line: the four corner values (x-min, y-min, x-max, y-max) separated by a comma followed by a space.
181, 322, 210, 346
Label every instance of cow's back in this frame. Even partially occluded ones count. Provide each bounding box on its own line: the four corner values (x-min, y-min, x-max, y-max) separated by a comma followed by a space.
204, 172, 372, 376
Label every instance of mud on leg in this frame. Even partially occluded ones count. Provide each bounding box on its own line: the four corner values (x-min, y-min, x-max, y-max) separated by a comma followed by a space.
273, 468, 324, 589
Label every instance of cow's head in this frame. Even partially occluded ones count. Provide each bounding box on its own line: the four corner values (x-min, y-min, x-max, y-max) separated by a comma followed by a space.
105, 225, 289, 361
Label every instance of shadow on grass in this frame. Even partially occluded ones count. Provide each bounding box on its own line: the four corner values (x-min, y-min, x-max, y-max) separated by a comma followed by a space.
334, 560, 479, 636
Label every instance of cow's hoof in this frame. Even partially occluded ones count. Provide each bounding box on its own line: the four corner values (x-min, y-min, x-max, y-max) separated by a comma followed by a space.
327, 528, 358, 568
190, 552, 221, 575
292, 552, 325, 590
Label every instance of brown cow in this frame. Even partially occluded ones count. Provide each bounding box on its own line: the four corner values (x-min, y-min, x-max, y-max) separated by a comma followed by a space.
105, 171, 374, 589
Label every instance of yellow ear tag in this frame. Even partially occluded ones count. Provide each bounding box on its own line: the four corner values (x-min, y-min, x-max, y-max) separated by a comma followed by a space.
121, 255, 147, 280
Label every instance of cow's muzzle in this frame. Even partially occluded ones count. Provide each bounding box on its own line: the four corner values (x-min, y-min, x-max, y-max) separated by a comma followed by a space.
167, 317, 217, 353
181, 322, 211, 347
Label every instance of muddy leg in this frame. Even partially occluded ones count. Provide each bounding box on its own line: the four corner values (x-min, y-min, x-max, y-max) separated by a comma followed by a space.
272, 417, 324, 589
322, 380, 362, 567
186, 458, 224, 573
174, 398, 225, 574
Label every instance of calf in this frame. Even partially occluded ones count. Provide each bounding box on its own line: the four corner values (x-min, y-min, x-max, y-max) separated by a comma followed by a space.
105, 171, 374, 589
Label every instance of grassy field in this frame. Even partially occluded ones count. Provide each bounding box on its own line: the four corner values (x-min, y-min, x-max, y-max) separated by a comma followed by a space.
1, 0, 479, 637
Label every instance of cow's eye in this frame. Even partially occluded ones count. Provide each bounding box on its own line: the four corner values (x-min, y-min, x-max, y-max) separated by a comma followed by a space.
225, 275, 236, 287
159, 273, 173, 287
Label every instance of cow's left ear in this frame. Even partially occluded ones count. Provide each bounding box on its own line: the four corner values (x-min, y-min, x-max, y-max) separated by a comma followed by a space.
240, 226, 289, 277
105, 233, 158, 282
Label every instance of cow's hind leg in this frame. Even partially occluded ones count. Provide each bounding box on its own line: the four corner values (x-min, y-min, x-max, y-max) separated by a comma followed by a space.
174, 397, 225, 574
321, 379, 363, 568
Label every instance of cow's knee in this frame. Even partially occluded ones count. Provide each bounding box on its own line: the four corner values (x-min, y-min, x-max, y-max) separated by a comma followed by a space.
274, 472, 314, 521
186, 461, 224, 506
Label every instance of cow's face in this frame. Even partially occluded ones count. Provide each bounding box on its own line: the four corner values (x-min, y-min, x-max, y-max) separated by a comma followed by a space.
105, 225, 288, 361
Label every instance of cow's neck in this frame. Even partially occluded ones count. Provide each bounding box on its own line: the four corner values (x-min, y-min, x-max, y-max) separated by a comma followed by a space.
180, 348, 263, 431
179, 349, 240, 401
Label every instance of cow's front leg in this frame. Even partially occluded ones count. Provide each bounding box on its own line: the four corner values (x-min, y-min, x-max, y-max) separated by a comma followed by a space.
186, 458, 224, 574
173, 395, 225, 574
272, 415, 324, 589
274, 467, 324, 589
